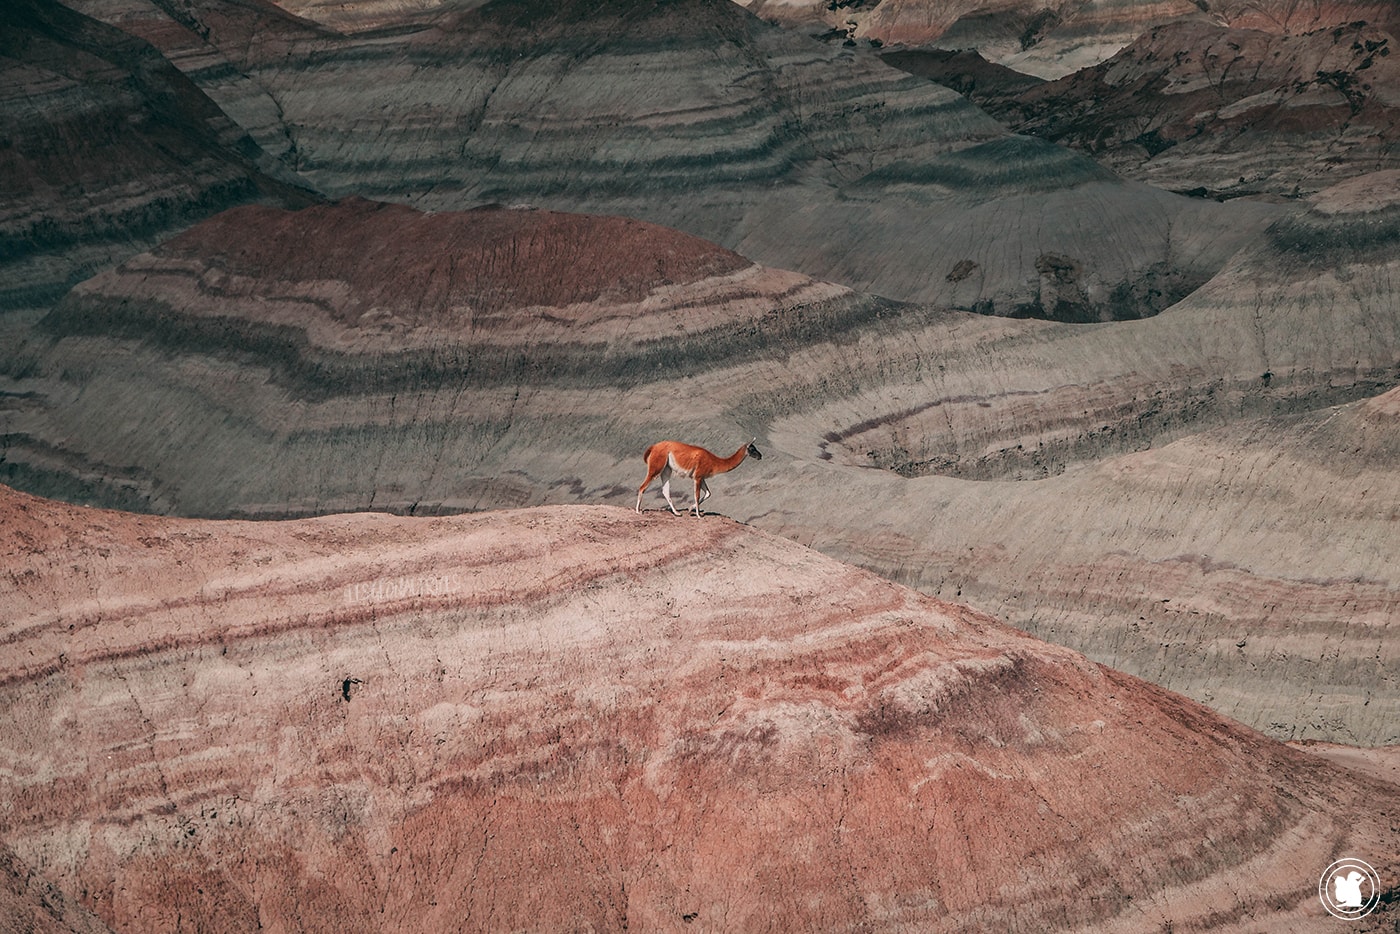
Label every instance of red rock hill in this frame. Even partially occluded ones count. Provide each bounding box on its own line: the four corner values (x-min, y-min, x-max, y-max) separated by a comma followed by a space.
1, 485, 1394, 931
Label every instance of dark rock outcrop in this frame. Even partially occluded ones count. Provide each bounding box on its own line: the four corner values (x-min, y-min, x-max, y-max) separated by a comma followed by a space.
880, 46, 1046, 113
1004, 19, 1400, 199
746, 0, 1400, 77
875, 3, 1400, 200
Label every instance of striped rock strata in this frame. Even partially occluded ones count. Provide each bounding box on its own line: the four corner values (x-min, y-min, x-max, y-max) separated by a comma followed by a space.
1, 485, 1396, 931
879, 9, 1400, 200
4, 185, 1398, 746
0, 0, 313, 312
756, 172, 1400, 746
21, 198, 873, 410
65, 197, 849, 353
57, 0, 1270, 322
744, 0, 1204, 77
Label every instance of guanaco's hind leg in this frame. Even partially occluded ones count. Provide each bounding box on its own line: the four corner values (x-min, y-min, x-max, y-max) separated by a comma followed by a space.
659, 467, 681, 515
636, 456, 662, 513
637, 457, 681, 515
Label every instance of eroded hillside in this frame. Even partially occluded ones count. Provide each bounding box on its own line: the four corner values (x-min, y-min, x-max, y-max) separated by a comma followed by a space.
743, 0, 1400, 77
0, 0, 315, 311
940, 19, 1400, 198
2, 486, 1394, 931
49, 0, 1269, 322
2, 0, 1399, 927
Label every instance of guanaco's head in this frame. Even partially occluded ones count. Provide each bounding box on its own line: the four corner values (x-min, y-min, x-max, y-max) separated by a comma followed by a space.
747, 439, 763, 460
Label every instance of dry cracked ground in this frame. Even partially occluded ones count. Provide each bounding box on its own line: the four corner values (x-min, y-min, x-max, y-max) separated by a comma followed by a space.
2, 0, 1399, 930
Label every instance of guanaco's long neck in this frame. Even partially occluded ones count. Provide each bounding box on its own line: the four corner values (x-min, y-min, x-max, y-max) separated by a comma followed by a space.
717, 445, 749, 474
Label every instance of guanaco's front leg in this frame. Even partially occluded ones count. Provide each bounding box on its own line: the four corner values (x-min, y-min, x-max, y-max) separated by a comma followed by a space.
696, 479, 712, 516
692, 477, 711, 516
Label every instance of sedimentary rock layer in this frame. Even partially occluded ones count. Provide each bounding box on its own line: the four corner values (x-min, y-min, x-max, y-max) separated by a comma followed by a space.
758, 175, 1400, 745
873, 2, 1400, 199
1218, 0, 1400, 34
954, 0, 1400, 78
1, 486, 1394, 931
273, 0, 465, 32
868, 0, 1205, 76
0, 0, 313, 312
739, 0, 1198, 63
4, 181, 1397, 745
85, 198, 844, 349
31, 199, 873, 402
879, 46, 1047, 114
57, 0, 1268, 321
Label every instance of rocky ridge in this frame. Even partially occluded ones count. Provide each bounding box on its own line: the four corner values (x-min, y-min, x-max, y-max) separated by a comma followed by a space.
875, 2, 1400, 200
1, 484, 1395, 931
1000, 18, 1400, 199
741, 0, 1400, 77
738, 0, 1201, 70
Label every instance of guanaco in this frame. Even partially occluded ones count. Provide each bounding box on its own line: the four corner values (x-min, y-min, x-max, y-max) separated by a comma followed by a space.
635, 439, 762, 517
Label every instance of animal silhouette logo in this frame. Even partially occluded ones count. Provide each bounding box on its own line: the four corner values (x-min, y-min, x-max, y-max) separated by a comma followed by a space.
1319, 858, 1381, 919
1334, 870, 1366, 907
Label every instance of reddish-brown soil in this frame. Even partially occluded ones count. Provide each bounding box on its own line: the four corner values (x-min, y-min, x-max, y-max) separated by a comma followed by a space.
1, 485, 1395, 931
159, 198, 752, 322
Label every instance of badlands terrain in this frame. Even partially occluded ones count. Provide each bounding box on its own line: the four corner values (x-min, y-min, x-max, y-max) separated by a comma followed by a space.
2, 0, 1400, 929
2, 486, 1396, 931
885, 13, 1400, 198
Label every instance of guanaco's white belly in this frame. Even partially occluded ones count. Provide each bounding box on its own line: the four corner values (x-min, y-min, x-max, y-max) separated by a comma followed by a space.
666, 453, 694, 478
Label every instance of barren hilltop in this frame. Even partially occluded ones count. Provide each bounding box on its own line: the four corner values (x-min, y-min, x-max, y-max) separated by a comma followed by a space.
3, 485, 1395, 931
